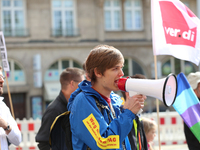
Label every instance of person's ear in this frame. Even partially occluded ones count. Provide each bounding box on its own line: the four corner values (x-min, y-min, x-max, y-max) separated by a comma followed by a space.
69, 80, 75, 88
194, 83, 200, 98
197, 83, 200, 89
94, 67, 102, 78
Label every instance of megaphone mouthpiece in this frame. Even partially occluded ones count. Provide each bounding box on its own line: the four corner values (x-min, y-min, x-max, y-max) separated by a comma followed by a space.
118, 78, 127, 92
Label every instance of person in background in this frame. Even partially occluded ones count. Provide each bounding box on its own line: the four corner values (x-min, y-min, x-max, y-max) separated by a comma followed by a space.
68, 45, 146, 150
184, 72, 200, 150
0, 66, 21, 149
142, 117, 157, 150
35, 67, 85, 150
121, 74, 148, 150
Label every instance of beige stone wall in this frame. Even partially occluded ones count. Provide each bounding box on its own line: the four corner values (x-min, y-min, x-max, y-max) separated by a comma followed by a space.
27, 0, 51, 39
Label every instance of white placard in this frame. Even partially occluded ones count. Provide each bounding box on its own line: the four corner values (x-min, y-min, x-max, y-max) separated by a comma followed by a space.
33, 71, 42, 88
0, 32, 10, 71
33, 54, 41, 70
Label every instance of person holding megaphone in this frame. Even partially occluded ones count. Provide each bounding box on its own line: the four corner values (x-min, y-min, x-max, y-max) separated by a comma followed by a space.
67, 44, 146, 150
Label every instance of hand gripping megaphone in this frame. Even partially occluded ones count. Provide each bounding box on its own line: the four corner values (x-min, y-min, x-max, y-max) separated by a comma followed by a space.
117, 73, 178, 109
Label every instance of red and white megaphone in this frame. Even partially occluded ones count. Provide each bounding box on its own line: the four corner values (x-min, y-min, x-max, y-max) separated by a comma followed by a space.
117, 73, 178, 108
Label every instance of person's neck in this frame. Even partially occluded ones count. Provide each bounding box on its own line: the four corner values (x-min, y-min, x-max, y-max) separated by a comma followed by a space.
61, 90, 71, 102
92, 83, 111, 98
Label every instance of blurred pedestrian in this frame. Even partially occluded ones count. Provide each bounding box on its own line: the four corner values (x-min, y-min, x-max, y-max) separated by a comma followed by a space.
35, 67, 85, 150
0, 66, 21, 149
142, 117, 157, 150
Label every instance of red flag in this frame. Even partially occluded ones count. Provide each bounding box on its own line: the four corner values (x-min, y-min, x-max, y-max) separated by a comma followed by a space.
151, 0, 200, 66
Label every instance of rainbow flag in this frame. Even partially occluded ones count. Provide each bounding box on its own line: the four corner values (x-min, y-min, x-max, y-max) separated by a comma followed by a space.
173, 72, 200, 142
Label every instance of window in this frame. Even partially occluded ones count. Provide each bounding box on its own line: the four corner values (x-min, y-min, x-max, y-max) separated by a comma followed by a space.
104, 0, 122, 31
3, 59, 26, 85
124, 0, 143, 30
44, 59, 82, 81
104, 0, 143, 31
1, 0, 27, 37
162, 57, 196, 76
51, 0, 78, 36
123, 58, 145, 76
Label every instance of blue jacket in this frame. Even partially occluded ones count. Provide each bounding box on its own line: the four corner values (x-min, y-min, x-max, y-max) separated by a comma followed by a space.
68, 80, 136, 150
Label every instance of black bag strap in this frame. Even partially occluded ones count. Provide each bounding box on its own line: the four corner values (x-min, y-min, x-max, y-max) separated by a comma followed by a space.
61, 112, 73, 150
134, 116, 148, 150
93, 96, 115, 123
49, 111, 73, 150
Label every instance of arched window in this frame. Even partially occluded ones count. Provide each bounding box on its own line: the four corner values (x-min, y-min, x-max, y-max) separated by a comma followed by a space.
162, 57, 196, 76
3, 59, 26, 85
123, 58, 145, 76
44, 59, 82, 81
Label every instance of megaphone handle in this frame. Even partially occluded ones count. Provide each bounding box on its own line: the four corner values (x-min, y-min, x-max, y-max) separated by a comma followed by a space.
129, 91, 143, 114
137, 109, 143, 114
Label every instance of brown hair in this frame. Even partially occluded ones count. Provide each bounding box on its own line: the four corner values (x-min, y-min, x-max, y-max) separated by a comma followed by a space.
60, 67, 85, 89
142, 117, 157, 134
121, 74, 146, 100
85, 45, 124, 83
82, 61, 86, 71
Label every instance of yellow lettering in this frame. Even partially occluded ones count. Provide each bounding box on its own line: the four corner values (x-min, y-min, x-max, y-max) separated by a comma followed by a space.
83, 114, 119, 149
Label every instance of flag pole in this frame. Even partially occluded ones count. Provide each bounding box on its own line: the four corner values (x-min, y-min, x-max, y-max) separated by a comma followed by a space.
154, 55, 161, 150
4, 71, 15, 119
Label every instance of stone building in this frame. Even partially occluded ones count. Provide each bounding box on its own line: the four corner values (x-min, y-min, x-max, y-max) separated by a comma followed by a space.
0, 0, 199, 119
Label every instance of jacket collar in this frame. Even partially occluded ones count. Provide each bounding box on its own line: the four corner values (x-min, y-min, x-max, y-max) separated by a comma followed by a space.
57, 90, 68, 106
0, 96, 4, 102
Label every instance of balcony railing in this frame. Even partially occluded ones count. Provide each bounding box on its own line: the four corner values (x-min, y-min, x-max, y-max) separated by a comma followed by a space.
51, 28, 80, 37
0, 28, 29, 37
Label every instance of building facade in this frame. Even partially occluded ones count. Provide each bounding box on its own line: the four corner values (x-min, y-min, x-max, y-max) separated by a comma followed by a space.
0, 0, 199, 119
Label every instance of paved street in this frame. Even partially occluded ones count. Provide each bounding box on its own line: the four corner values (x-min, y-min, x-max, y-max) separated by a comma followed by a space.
154, 144, 188, 150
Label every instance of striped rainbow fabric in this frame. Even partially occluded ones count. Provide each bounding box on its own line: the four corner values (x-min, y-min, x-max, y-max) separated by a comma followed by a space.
173, 72, 200, 142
